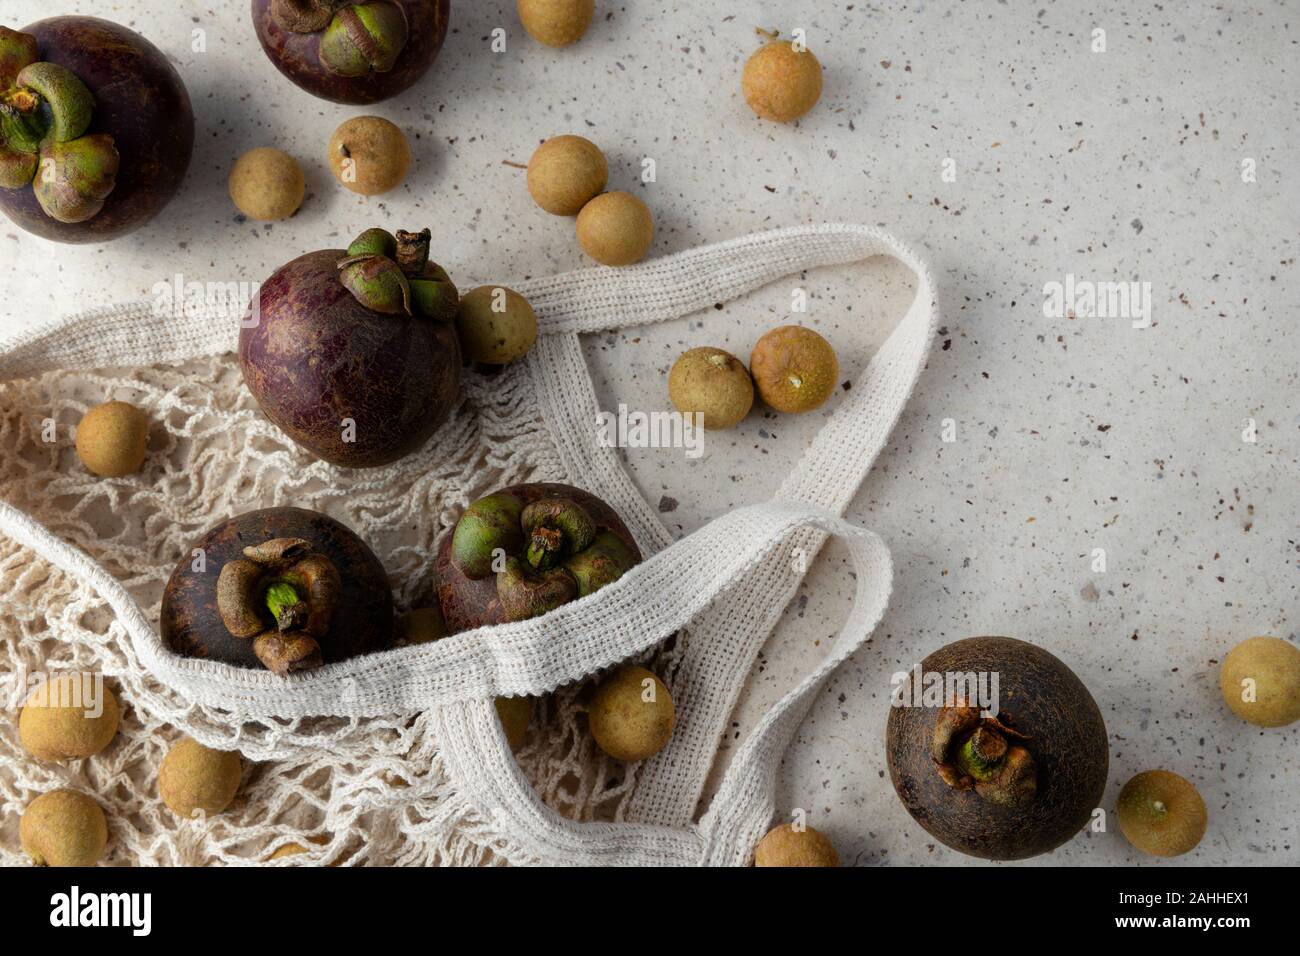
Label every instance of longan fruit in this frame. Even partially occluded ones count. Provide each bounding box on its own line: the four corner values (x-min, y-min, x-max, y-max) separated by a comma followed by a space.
456, 285, 539, 364
518, 0, 594, 48
495, 696, 532, 750
1220, 636, 1300, 727
668, 347, 755, 429
266, 834, 330, 862
527, 135, 608, 215
328, 115, 411, 196
1116, 770, 1207, 858
742, 39, 824, 123
19, 674, 120, 762
576, 191, 654, 267
754, 823, 840, 867
750, 326, 839, 413
228, 147, 305, 221
588, 665, 674, 762
159, 736, 243, 819
21, 789, 108, 867
75, 400, 149, 477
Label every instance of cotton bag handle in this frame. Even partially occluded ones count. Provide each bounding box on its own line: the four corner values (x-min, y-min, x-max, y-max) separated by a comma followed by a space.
0, 225, 935, 723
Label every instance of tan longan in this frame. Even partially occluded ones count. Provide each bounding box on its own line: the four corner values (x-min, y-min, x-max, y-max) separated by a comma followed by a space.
495, 696, 532, 750
19, 674, 120, 762
1220, 636, 1300, 727
668, 347, 755, 429
750, 326, 839, 413
21, 789, 108, 867
576, 191, 654, 267
159, 736, 243, 819
742, 40, 824, 123
228, 147, 305, 220
754, 823, 840, 867
588, 665, 674, 762
517, 0, 594, 48
266, 834, 330, 862
328, 116, 411, 196
527, 135, 608, 215
1116, 770, 1207, 858
75, 400, 149, 477
456, 285, 538, 364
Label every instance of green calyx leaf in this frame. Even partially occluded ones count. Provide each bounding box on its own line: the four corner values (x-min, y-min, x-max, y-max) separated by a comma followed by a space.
15, 61, 94, 143
409, 264, 459, 323
0, 26, 38, 89
320, 2, 409, 76
270, 0, 344, 33
346, 226, 396, 258
450, 492, 525, 579
564, 530, 638, 596
32, 133, 119, 223
496, 557, 578, 623
338, 252, 412, 314
0, 138, 37, 188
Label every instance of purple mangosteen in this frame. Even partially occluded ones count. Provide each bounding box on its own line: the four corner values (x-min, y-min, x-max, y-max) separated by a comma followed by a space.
252, 0, 450, 104
239, 226, 462, 468
0, 17, 194, 243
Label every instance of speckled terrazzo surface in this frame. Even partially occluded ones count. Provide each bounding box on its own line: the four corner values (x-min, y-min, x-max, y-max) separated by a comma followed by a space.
2, 2, 1296, 866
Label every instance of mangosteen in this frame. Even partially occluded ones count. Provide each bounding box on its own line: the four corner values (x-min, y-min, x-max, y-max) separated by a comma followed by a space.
886, 636, 1109, 860
252, 0, 450, 104
435, 483, 641, 633
161, 506, 395, 676
0, 18, 193, 242
239, 226, 462, 468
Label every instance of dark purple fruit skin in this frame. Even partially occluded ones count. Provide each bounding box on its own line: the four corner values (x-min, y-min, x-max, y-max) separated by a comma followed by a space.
886, 636, 1109, 861
161, 507, 395, 670
239, 248, 462, 468
435, 483, 642, 634
0, 17, 194, 243
251, 0, 450, 104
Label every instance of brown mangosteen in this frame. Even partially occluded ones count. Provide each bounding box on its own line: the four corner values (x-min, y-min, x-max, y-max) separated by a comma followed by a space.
435, 483, 641, 633
239, 226, 462, 468
0, 17, 193, 242
161, 506, 395, 676
252, 0, 450, 104
886, 636, 1109, 860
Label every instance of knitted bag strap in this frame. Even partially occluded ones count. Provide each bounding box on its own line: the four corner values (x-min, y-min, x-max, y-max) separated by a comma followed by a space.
430, 223, 936, 863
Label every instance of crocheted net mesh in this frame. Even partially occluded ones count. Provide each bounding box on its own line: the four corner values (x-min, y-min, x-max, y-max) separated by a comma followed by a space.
0, 353, 680, 866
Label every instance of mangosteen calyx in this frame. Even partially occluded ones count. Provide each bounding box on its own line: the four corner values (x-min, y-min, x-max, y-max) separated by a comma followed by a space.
450, 491, 639, 623
931, 702, 1038, 808
215, 537, 342, 676
0, 27, 119, 223
337, 226, 459, 321
271, 0, 409, 76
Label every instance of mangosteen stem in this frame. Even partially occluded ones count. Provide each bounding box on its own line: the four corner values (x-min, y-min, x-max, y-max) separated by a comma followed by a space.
526, 525, 566, 571
265, 581, 305, 629
395, 228, 431, 276
933, 705, 1038, 806
0, 92, 44, 152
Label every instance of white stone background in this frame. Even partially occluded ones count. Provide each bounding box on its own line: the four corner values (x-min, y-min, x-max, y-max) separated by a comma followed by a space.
1, 1, 1296, 866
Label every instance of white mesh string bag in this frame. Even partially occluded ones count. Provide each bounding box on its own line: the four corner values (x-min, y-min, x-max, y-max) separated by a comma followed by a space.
0, 223, 935, 866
